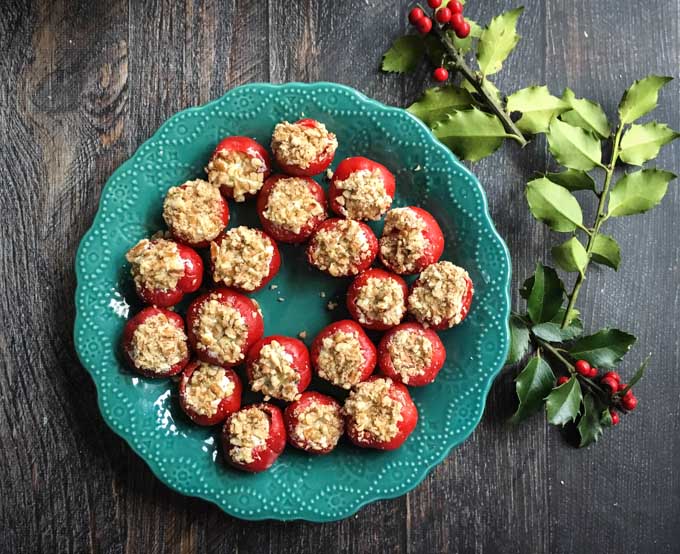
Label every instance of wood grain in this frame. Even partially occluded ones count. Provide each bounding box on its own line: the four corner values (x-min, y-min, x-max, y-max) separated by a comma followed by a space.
0, 0, 678, 552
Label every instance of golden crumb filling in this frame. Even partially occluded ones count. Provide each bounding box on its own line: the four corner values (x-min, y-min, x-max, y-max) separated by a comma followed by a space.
206, 150, 265, 202
271, 121, 337, 169
334, 169, 391, 220
250, 340, 301, 402
163, 179, 224, 244
126, 238, 185, 291
379, 208, 427, 273
387, 330, 433, 384
309, 220, 371, 277
130, 313, 188, 373
354, 277, 405, 326
291, 402, 344, 451
344, 378, 403, 443
193, 297, 249, 364
228, 407, 270, 464
262, 177, 325, 234
211, 226, 274, 291
408, 261, 470, 327
316, 330, 365, 389
184, 363, 235, 417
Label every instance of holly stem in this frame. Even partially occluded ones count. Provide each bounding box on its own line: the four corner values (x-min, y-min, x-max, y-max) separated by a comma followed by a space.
535, 337, 607, 396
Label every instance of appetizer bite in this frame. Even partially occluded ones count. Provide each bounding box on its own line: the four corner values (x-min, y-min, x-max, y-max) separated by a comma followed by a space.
256, 174, 327, 243
121, 307, 190, 378
310, 320, 376, 389
328, 157, 395, 221
162, 179, 229, 248
186, 288, 264, 367
179, 361, 242, 426
408, 261, 473, 330
346, 268, 408, 331
125, 237, 203, 307
284, 392, 344, 454
210, 226, 280, 292
222, 403, 286, 472
271, 118, 337, 176
246, 336, 312, 402
206, 136, 271, 202
344, 376, 418, 451
378, 207, 444, 275
306, 218, 378, 277
377, 322, 446, 386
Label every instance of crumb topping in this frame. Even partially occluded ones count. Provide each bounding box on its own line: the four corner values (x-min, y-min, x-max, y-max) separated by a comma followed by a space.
126, 239, 185, 291
163, 179, 224, 244
316, 330, 365, 389
262, 177, 325, 234
354, 277, 405, 326
379, 208, 427, 273
250, 340, 301, 402
184, 363, 235, 416
130, 313, 188, 373
228, 407, 270, 464
206, 150, 265, 202
408, 261, 470, 327
271, 121, 337, 169
291, 401, 344, 451
309, 220, 371, 277
387, 330, 433, 383
344, 378, 403, 443
334, 169, 391, 220
211, 227, 274, 291
193, 296, 249, 364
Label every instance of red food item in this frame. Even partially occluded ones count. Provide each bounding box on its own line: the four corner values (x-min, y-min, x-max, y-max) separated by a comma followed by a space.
206, 136, 271, 201
378, 207, 444, 275
222, 403, 286, 472
186, 288, 264, 368
121, 306, 190, 378
306, 218, 378, 277
271, 118, 337, 176
284, 391, 344, 454
346, 268, 408, 330
377, 322, 446, 386
344, 376, 418, 450
245, 335, 312, 402
310, 320, 377, 389
179, 360, 242, 426
256, 174, 328, 243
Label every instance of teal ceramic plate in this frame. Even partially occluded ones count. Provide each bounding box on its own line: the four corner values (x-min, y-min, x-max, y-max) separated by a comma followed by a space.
74, 82, 511, 522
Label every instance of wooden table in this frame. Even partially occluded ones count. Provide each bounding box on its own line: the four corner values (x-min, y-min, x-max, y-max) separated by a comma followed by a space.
2, 0, 678, 552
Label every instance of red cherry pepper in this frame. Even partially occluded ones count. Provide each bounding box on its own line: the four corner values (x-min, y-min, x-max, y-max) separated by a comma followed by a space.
409, 272, 473, 330
273, 118, 337, 177
179, 360, 242, 426
209, 136, 271, 200
284, 391, 344, 454
346, 268, 408, 331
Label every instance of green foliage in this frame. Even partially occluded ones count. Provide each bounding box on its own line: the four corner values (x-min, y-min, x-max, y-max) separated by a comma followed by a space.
561, 88, 610, 138
507, 314, 531, 364
568, 329, 636, 370
531, 308, 583, 343
546, 377, 582, 425
551, 237, 588, 275
577, 394, 605, 447
451, 20, 482, 53
511, 355, 555, 423
619, 122, 680, 165
507, 86, 568, 134
544, 169, 596, 192
547, 118, 603, 171
526, 177, 583, 232
477, 7, 524, 76
432, 109, 509, 161
618, 75, 672, 124
407, 86, 474, 126
607, 169, 676, 217
590, 234, 621, 270
381, 36, 424, 73
526, 263, 564, 324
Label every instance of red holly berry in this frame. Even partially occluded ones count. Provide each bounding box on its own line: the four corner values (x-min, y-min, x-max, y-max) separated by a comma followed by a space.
588, 367, 598, 378
449, 0, 463, 14
556, 376, 569, 386
416, 16, 433, 34
621, 391, 638, 411
427, 0, 442, 8
433, 67, 449, 82
450, 12, 465, 28
617, 382, 628, 392
601, 377, 618, 393
602, 371, 621, 383
456, 21, 471, 38
408, 7, 425, 24
610, 410, 620, 425
574, 359, 591, 377
436, 7, 452, 24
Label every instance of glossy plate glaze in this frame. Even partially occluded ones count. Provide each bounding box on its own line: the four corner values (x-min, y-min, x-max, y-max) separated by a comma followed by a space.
74, 82, 511, 522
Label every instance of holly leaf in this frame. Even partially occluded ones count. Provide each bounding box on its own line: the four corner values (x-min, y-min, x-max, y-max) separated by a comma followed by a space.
506, 86, 568, 134
544, 169, 596, 192
407, 86, 474, 126
510, 355, 555, 423
547, 118, 603, 171
577, 394, 604, 447
507, 314, 531, 364
527, 263, 564, 324
432, 108, 511, 161
519, 275, 534, 300
568, 329, 636, 370
381, 35, 424, 73
560, 88, 610, 139
462, 78, 503, 105
451, 20, 482, 54
551, 237, 588, 275
618, 75, 673, 124
591, 234, 621, 270
546, 377, 582, 426
619, 355, 649, 395
600, 408, 614, 428
526, 177, 584, 232
607, 169, 676, 217
619, 122, 680, 166
476, 7, 524, 76
531, 308, 583, 342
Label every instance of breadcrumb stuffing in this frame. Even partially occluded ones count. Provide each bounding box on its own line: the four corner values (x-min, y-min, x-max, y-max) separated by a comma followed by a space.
354, 277, 405, 326
316, 330, 365, 389
163, 179, 224, 244
327, 301, 338, 311
228, 407, 270, 464
344, 378, 403, 443
309, 220, 371, 277
126, 238, 185, 291
387, 329, 432, 384
206, 149, 266, 202
298, 331, 307, 339
193, 295, 249, 364
271, 121, 337, 169
262, 177, 325, 234
211, 227, 274, 291
250, 340, 301, 401
184, 363, 235, 416
408, 261, 471, 327
334, 169, 391, 220
379, 208, 427, 273
130, 313, 188, 373
291, 401, 344, 451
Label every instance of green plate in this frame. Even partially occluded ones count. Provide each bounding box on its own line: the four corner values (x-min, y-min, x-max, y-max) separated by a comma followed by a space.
74, 82, 511, 522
